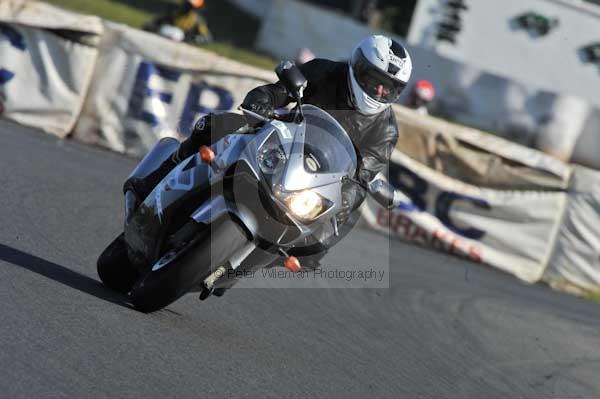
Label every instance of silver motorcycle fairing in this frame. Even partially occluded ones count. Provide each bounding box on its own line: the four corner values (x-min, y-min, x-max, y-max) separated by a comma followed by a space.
124, 133, 256, 263
190, 195, 258, 239
124, 126, 281, 262
278, 105, 357, 192
125, 105, 357, 265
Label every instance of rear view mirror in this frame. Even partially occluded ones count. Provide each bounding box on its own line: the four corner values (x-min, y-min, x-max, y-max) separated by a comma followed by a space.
275, 61, 307, 100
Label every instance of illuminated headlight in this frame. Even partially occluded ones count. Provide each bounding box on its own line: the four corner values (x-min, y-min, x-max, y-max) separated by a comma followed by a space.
286, 190, 324, 221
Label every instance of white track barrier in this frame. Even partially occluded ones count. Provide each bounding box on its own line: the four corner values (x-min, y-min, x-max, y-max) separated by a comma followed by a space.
0, 1, 102, 137
1, 2, 599, 295
543, 166, 600, 294
361, 155, 567, 284
72, 22, 275, 157
361, 107, 600, 294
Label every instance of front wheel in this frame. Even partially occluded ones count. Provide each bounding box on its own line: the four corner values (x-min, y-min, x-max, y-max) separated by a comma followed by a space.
97, 233, 139, 294
128, 218, 249, 313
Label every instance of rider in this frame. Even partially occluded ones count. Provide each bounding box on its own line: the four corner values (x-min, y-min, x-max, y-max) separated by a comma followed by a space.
144, 0, 211, 44
125, 34, 412, 268
405, 79, 435, 115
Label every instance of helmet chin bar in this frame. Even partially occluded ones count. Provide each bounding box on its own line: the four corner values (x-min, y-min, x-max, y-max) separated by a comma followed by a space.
348, 66, 389, 115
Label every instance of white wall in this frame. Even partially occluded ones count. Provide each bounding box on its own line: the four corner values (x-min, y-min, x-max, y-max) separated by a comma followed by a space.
408, 0, 600, 108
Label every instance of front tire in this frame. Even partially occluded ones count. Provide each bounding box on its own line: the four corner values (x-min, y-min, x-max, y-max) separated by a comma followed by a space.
128, 218, 249, 313
97, 233, 139, 294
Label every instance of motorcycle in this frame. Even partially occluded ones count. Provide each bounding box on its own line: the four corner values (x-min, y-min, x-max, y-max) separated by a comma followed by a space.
142, 8, 212, 45
97, 62, 396, 313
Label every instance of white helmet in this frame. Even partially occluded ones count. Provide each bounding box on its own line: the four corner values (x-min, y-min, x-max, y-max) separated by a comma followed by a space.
348, 35, 412, 115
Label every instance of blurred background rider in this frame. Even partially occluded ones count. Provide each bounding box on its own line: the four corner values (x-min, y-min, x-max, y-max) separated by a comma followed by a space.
404, 79, 435, 115
143, 0, 212, 44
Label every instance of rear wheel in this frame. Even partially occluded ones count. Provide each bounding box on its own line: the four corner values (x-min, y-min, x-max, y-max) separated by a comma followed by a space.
128, 218, 249, 313
97, 233, 139, 294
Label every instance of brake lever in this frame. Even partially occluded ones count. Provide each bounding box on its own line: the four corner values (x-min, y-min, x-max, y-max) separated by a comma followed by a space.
238, 105, 271, 123
239, 105, 299, 124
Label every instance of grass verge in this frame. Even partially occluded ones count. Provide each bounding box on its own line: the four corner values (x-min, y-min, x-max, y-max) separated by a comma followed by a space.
587, 288, 600, 303
39, 0, 276, 70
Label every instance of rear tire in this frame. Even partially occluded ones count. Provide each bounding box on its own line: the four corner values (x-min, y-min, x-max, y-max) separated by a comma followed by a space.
97, 233, 139, 294
128, 218, 249, 313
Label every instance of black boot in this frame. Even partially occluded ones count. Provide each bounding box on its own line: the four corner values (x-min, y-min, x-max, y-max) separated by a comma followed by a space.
121, 116, 209, 210
122, 113, 248, 206
123, 152, 179, 202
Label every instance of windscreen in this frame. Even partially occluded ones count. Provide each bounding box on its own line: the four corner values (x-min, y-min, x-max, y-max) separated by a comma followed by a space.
302, 105, 357, 176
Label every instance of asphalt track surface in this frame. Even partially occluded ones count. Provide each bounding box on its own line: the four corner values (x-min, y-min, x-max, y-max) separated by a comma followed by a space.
2, 119, 600, 399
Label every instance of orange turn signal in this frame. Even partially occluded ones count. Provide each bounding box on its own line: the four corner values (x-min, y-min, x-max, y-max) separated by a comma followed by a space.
284, 256, 301, 273
199, 146, 215, 163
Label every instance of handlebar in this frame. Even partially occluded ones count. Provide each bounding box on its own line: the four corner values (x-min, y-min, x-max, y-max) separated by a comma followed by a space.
368, 179, 397, 209
343, 176, 398, 209
239, 105, 301, 125
239, 106, 271, 123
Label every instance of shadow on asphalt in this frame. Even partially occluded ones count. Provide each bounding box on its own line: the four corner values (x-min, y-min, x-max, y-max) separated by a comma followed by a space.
0, 243, 131, 308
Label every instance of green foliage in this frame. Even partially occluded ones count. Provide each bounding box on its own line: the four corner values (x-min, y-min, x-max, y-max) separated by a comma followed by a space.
199, 42, 277, 70
588, 287, 600, 303
41, 0, 156, 27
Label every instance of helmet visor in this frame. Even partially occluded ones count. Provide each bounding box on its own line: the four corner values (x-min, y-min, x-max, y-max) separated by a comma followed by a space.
352, 49, 406, 103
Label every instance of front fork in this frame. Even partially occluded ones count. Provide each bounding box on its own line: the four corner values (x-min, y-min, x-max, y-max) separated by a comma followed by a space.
198, 235, 303, 301
199, 240, 257, 300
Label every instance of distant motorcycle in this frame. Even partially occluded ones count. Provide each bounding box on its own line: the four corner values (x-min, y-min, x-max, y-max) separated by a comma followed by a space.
143, 10, 212, 44
97, 62, 396, 313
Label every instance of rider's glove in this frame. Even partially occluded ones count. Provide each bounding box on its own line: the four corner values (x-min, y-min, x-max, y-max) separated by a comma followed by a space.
241, 89, 274, 118
174, 113, 214, 162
